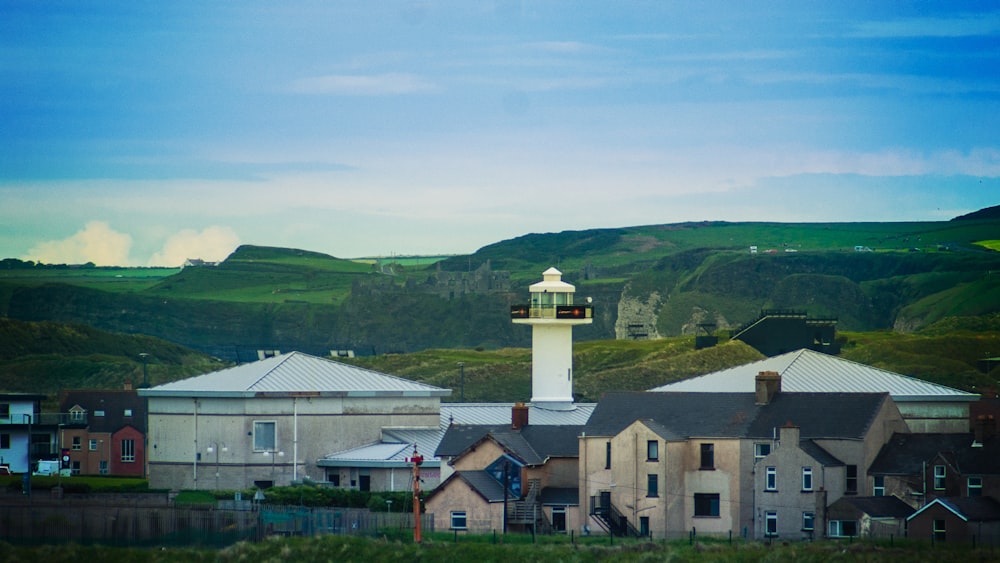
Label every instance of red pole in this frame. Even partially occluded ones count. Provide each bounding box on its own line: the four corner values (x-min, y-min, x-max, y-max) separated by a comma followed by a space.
411, 445, 423, 543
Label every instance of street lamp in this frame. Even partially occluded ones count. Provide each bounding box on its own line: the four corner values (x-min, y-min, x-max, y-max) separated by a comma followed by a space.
262, 450, 284, 485
206, 442, 228, 490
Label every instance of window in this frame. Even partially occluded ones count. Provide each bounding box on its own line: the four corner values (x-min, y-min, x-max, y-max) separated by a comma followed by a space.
328, 473, 341, 487
933, 519, 946, 542
802, 512, 815, 532
71, 436, 81, 451
71, 461, 80, 476
933, 465, 946, 490
765, 511, 778, 537
0, 404, 8, 419
873, 475, 885, 496
829, 520, 857, 537
765, 466, 777, 491
639, 516, 649, 537
700, 443, 715, 469
754, 442, 771, 461
551, 506, 567, 532
99, 460, 108, 475
450, 511, 467, 530
124, 409, 133, 417
694, 493, 720, 517
845, 465, 858, 494
0, 433, 9, 449
94, 410, 105, 417
253, 421, 277, 452
89, 439, 98, 451
647, 440, 658, 461
605, 441, 611, 469
647, 474, 658, 497
802, 467, 813, 491
71, 409, 85, 422
968, 476, 983, 497
121, 439, 135, 463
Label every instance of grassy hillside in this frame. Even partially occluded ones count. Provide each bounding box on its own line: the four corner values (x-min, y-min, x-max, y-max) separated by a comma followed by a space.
1, 219, 998, 361
0, 318, 227, 401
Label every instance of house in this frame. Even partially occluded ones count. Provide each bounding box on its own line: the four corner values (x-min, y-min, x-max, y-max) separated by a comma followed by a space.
868, 432, 1000, 506
825, 496, 914, 539
0, 393, 57, 474
907, 497, 1000, 544
425, 404, 583, 534
651, 349, 979, 432
58, 386, 147, 476
730, 310, 840, 357
138, 351, 450, 490
580, 371, 907, 540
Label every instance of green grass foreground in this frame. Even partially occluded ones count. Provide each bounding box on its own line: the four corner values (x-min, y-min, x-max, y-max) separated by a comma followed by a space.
0, 534, 993, 563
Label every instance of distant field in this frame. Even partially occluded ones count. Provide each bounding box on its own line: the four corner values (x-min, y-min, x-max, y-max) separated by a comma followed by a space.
0, 267, 180, 292
975, 239, 1000, 251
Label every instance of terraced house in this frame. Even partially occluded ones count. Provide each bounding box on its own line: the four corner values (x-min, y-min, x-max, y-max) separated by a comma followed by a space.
579, 372, 908, 540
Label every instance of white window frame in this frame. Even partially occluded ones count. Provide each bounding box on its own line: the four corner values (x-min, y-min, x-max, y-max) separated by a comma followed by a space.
801, 466, 813, 491
765, 466, 777, 491
765, 511, 778, 537
802, 511, 814, 532
829, 520, 858, 538
968, 476, 983, 497
450, 511, 467, 530
647, 440, 658, 461
933, 465, 946, 490
121, 439, 135, 463
754, 442, 771, 461
253, 420, 277, 452
89, 439, 98, 451
873, 475, 885, 496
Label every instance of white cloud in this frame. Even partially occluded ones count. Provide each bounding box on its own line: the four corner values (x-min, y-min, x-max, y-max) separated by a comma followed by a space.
289, 73, 437, 95
24, 221, 133, 266
147, 226, 241, 267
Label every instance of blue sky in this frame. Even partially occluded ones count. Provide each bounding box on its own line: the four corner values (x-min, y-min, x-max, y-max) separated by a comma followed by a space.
2, 1, 998, 266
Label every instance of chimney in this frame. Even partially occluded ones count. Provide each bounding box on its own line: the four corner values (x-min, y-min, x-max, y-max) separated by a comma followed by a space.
755, 371, 781, 405
778, 420, 800, 445
512, 402, 529, 430
123, 380, 133, 391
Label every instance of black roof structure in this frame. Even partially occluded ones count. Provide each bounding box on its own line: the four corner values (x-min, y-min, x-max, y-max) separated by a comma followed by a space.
869, 433, 1000, 476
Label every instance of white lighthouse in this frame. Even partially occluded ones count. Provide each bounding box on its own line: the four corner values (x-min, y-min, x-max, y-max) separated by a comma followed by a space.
511, 267, 593, 410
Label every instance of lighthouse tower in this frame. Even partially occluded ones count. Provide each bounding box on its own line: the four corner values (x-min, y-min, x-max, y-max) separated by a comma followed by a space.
511, 267, 593, 410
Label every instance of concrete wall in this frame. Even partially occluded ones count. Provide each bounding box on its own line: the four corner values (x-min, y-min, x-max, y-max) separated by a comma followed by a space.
147, 394, 440, 490
897, 402, 971, 433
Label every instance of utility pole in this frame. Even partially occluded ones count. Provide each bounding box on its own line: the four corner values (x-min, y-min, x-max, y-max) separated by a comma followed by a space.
503, 460, 509, 535
457, 362, 465, 402
409, 445, 424, 543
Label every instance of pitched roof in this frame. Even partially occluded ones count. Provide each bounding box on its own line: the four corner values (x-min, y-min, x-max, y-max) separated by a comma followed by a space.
436, 424, 582, 463
869, 433, 1000, 475
746, 392, 889, 440
138, 351, 450, 398
440, 403, 595, 426
584, 391, 888, 440
455, 470, 509, 503
317, 442, 420, 468
584, 392, 759, 437
650, 349, 977, 402
58, 389, 147, 433
908, 497, 1000, 522
830, 496, 915, 519
799, 440, 844, 467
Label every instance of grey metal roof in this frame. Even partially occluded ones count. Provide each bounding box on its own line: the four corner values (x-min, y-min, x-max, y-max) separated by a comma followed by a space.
439, 403, 595, 426
649, 349, 977, 402
138, 351, 451, 398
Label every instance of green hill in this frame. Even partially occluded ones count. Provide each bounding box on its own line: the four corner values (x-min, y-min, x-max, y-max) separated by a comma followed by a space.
1, 218, 998, 364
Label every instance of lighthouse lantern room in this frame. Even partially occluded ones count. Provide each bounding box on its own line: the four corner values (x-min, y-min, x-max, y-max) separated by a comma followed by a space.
511, 267, 593, 409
